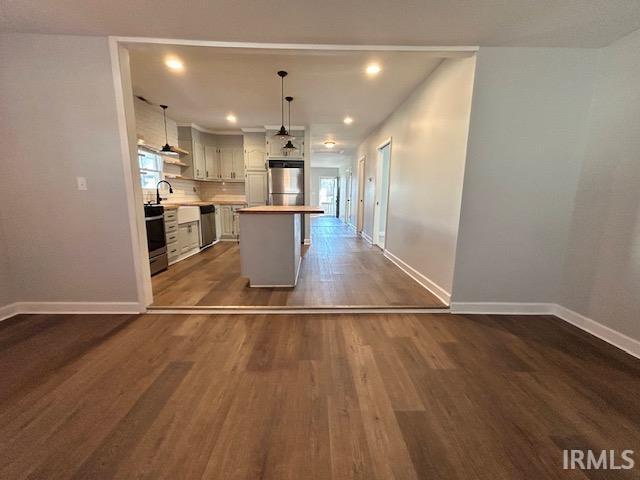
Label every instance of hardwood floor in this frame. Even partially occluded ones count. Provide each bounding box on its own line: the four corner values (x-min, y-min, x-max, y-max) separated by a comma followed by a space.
1, 312, 639, 479
152, 216, 445, 308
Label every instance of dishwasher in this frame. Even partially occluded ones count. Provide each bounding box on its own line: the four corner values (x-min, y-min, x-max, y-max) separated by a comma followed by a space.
199, 205, 216, 248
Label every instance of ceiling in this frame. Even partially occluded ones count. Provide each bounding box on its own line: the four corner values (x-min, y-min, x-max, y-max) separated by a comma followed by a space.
2, 0, 640, 48
128, 44, 445, 158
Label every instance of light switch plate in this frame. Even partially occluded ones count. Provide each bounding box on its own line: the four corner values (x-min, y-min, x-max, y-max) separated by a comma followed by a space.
76, 177, 88, 191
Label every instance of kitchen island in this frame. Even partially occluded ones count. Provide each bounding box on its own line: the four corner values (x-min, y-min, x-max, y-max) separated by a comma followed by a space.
238, 206, 324, 287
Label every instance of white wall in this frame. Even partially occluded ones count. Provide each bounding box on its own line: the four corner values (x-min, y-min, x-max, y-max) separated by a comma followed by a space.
452, 48, 598, 303
0, 33, 140, 304
560, 30, 640, 341
0, 211, 13, 308
133, 97, 178, 148
357, 56, 476, 296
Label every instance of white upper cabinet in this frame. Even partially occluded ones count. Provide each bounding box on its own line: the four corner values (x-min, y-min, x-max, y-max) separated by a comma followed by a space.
232, 149, 245, 179
245, 147, 267, 171
266, 134, 304, 159
219, 147, 244, 181
219, 148, 234, 180
193, 142, 206, 180
204, 145, 219, 180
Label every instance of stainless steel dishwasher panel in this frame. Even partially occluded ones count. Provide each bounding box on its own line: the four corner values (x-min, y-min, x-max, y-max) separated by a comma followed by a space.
199, 205, 216, 247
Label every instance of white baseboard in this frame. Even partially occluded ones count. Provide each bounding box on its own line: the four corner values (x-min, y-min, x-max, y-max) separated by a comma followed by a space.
361, 232, 373, 244
383, 250, 451, 305
551, 304, 640, 359
0, 302, 144, 321
346, 223, 357, 232
450, 302, 552, 315
0, 303, 18, 321
150, 307, 452, 315
449, 301, 640, 359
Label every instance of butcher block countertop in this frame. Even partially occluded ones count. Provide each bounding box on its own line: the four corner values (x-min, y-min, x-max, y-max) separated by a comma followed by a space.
238, 206, 324, 214
161, 196, 247, 209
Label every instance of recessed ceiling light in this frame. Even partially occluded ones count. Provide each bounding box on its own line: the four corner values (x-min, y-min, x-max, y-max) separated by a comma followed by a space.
164, 57, 185, 72
324, 141, 336, 148
226, 114, 237, 123
366, 63, 381, 75
343, 116, 354, 125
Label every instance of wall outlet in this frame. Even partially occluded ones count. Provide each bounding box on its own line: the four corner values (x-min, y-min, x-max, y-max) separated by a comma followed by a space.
76, 177, 88, 191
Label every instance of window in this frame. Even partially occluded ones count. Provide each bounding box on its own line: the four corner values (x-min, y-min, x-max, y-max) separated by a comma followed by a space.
138, 149, 163, 189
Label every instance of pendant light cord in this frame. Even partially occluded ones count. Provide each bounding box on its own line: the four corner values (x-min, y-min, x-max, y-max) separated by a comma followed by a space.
281, 76, 285, 128
163, 109, 168, 142
161, 105, 169, 144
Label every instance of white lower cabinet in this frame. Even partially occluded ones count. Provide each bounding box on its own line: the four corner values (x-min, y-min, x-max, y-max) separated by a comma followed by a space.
245, 171, 267, 206
217, 204, 244, 240
218, 206, 234, 239
178, 221, 200, 255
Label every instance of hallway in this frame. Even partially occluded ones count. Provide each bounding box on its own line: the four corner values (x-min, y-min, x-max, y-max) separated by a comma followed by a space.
151, 216, 445, 308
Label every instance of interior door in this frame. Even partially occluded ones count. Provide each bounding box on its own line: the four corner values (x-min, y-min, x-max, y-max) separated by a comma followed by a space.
345, 170, 352, 224
375, 142, 391, 248
356, 157, 365, 233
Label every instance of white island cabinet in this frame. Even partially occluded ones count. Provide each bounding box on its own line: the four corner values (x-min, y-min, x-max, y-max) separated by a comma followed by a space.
238, 206, 323, 287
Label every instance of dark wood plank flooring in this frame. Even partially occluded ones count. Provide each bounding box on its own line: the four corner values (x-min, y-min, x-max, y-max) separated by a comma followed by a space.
151, 216, 445, 308
1, 312, 639, 479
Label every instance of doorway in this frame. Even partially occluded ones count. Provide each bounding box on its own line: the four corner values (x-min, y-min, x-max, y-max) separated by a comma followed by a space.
373, 139, 391, 248
319, 176, 338, 216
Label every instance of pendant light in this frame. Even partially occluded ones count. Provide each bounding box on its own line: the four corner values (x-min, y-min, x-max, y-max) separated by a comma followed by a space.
283, 96, 297, 151
159, 105, 178, 156
273, 71, 292, 140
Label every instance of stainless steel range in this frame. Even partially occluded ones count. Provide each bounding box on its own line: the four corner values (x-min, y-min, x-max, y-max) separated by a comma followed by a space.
144, 204, 168, 276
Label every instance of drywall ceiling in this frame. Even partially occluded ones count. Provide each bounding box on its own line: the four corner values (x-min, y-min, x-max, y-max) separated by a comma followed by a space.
1, 0, 639, 47
311, 151, 354, 169
127, 44, 444, 156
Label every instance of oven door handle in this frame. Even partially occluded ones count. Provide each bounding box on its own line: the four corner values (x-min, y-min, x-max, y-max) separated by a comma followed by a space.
145, 215, 164, 221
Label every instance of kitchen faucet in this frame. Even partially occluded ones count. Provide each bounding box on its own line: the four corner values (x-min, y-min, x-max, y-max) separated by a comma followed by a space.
156, 180, 173, 204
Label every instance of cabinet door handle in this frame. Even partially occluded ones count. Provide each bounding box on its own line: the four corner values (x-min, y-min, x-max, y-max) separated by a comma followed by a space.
206, 170, 209, 177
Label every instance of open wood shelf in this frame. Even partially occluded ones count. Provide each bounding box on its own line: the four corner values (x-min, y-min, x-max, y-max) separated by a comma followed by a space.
163, 159, 189, 167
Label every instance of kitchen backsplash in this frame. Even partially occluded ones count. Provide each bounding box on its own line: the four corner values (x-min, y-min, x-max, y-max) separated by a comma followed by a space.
143, 179, 245, 203
143, 178, 201, 203
199, 182, 245, 199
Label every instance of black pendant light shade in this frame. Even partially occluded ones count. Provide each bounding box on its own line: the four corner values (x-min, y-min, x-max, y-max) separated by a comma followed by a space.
159, 105, 178, 156
273, 71, 292, 140
283, 96, 296, 150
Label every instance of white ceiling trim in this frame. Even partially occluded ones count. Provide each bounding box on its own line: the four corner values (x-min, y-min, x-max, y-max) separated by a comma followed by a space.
113, 36, 479, 53
264, 125, 306, 131
177, 122, 243, 135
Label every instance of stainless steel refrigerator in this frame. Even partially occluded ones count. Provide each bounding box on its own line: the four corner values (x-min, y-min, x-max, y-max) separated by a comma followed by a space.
268, 159, 304, 205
